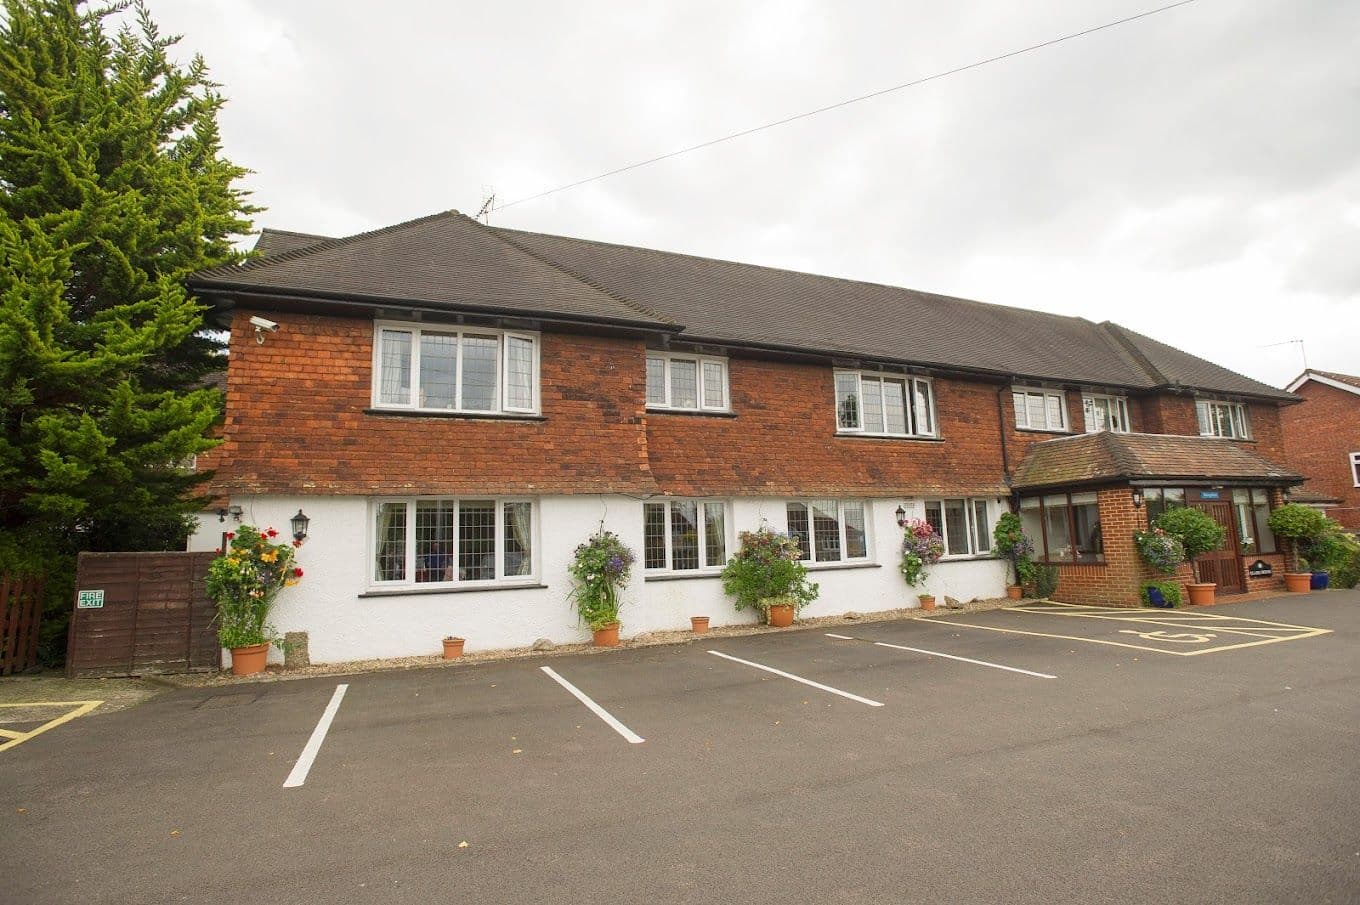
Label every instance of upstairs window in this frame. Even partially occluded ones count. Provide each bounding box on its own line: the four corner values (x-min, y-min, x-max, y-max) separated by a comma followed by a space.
1082, 394, 1131, 433
835, 371, 936, 438
646, 352, 729, 412
786, 500, 870, 563
1013, 387, 1067, 432
1350, 452, 1359, 487
1196, 400, 1251, 439
923, 498, 992, 557
373, 323, 538, 414
644, 500, 728, 572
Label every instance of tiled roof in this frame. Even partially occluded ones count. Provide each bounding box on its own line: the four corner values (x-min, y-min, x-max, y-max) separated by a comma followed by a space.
252, 228, 329, 257
193, 212, 670, 328
1012, 431, 1303, 490
1288, 487, 1342, 505
192, 211, 1293, 399
1316, 370, 1360, 390
1287, 369, 1360, 396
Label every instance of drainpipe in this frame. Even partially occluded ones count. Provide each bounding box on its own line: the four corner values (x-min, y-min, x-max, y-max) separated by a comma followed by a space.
996, 383, 1014, 508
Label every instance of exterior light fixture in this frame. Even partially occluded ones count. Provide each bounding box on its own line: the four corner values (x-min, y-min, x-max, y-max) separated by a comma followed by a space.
895, 505, 907, 527
216, 505, 244, 523
1130, 488, 1145, 510
290, 509, 310, 544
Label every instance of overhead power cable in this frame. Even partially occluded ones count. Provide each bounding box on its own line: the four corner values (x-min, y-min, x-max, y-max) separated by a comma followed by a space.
493, 0, 1201, 212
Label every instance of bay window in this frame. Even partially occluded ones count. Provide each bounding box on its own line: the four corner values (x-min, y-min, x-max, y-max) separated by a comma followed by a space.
1019, 493, 1104, 563
1082, 394, 1131, 433
644, 500, 728, 572
786, 500, 870, 563
1013, 387, 1067, 431
371, 498, 535, 587
923, 498, 992, 557
373, 323, 539, 414
834, 370, 936, 438
646, 352, 729, 412
1196, 400, 1251, 439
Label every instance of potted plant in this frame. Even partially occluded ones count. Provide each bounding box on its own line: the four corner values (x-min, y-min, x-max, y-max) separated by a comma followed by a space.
442, 636, 465, 659
690, 615, 710, 634
720, 527, 819, 627
1142, 580, 1182, 609
993, 512, 1035, 599
567, 529, 635, 646
206, 525, 303, 677
917, 592, 936, 611
1268, 503, 1328, 592
1154, 507, 1227, 605
900, 518, 944, 606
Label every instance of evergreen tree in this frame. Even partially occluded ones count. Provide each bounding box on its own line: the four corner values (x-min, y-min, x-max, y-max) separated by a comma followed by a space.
0, 0, 256, 655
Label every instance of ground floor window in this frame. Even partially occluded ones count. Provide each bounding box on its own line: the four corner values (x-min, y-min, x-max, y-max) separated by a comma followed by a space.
1143, 487, 1186, 523
923, 498, 991, 557
1019, 493, 1103, 563
644, 500, 727, 572
1232, 489, 1277, 555
786, 500, 869, 563
372, 498, 534, 586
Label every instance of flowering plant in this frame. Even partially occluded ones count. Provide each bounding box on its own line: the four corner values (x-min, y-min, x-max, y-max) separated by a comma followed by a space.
206, 525, 302, 650
900, 519, 944, 587
1133, 526, 1186, 575
567, 530, 636, 630
992, 512, 1036, 586
720, 526, 819, 617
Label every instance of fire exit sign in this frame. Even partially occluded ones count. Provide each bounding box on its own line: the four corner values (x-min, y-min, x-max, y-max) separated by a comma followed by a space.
76, 589, 105, 609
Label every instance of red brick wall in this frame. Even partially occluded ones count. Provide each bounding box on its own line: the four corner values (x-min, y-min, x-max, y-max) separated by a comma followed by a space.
1135, 394, 1199, 436
1280, 381, 1360, 529
204, 310, 658, 496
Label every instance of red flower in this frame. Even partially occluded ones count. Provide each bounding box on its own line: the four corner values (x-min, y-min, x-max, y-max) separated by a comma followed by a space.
213, 548, 221, 555
291, 539, 302, 548
266, 528, 278, 538
225, 532, 235, 540
293, 567, 304, 578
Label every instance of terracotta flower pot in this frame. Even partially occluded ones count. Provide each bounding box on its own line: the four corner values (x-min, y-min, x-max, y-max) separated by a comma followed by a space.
918, 596, 936, 611
1284, 572, 1313, 593
442, 637, 465, 659
766, 604, 794, 628
1186, 582, 1217, 606
592, 622, 620, 647
1005, 585, 1023, 600
229, 643, 270, 677
690, 616, 710, 634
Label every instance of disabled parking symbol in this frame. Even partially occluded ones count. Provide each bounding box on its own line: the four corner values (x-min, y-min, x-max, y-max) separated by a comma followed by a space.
1118, 629, 1218, 644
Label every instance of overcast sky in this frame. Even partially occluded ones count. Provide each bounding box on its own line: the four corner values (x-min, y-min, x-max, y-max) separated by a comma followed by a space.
147, 0, 1358, 388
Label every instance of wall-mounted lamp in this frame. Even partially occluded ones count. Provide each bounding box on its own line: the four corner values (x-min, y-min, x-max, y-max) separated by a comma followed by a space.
290, 509, 310, 544
1130, 488, 1145, 510
216, 504, 244, 523
895, 505, 907, 527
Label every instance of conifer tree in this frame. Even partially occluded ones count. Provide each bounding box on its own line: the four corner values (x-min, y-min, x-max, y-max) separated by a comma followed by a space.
0, 1, 256, 630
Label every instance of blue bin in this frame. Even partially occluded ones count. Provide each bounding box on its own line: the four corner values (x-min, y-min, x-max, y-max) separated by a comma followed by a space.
1311, 571, 1330, 590
1146, 586, 1170, 607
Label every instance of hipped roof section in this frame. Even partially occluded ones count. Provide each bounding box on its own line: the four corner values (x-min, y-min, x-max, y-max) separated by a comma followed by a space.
190, 211, 1295, 401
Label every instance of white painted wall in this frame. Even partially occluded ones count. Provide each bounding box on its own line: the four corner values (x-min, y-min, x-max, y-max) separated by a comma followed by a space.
189, 494, 1009, 666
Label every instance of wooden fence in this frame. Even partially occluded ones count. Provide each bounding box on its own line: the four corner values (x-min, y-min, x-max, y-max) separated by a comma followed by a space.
66, 551, 219, 678
1, 574, 44, 676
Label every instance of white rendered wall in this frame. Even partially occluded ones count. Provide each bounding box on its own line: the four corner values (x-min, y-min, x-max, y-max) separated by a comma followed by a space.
188, 494, 1009, 665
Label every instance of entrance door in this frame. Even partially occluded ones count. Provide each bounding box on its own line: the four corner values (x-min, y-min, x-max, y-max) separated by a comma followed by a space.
1192, 501, 1245, 594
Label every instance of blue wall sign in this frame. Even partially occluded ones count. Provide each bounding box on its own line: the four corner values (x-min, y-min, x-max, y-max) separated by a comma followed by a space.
1199, 490, 1221, 500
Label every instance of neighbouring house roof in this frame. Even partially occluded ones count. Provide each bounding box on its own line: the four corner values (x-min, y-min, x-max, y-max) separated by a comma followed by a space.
1285, 369, 1360, 397
1287, 488, 1343, 505
1012, 431, 1304, 491
190, 210, 1294, 400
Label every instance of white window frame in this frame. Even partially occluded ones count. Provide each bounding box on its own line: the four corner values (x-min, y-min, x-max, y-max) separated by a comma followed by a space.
645, 352, 729, 412
833, 370, 937, 438
643, 499, 730, 573
1081, 393, 1132, 434
923, 498, 992, 559
367, 496, 538, 589
1351, 452, 1360, 487
1012, 387, 1068, 432
371, 321, 541, 415
785, 499, 873, 564
1196, 399, 1251, 439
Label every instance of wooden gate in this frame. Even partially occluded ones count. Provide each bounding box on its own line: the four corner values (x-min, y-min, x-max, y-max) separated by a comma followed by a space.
66, 552, 219, 678
1193, 501, 1244, 594
1, 574, 44, 676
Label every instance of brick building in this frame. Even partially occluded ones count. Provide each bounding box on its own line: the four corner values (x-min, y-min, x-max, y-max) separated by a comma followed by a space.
1281, 371, 1360, 529
186, 211, 1302, 664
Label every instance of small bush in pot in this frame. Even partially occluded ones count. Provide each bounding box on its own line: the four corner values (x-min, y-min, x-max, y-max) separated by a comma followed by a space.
721, 527, 819, 624
900, 519, 944, 587
1154, 507, 1226, 605
567, 530, 635, 644
1141, 580, 1183, 608
206, 525, 303, 676
993, 512, 1036, 597
1267, 503, 1328, 577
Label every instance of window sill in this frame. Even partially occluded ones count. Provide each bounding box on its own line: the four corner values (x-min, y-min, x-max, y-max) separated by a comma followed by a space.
804, 561, 881, 573
359, 582, 547, 598
937, 554, 999, 563
644, 571, 724, 582
833, 432, 944, 443
1040, 560, 1107, 568
646, 408, 737, 418
363, 408, 546, 422
1015, 427, 1075, 436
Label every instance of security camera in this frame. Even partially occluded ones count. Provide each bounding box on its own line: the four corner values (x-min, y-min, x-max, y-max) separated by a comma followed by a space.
249, 316, 279, 332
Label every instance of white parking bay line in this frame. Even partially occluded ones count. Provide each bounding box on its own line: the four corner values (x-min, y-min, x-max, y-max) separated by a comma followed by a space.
540, 667, 645, 744
828, 634, 1056, 679
707, 650, 884, 707
283, 683, 349, 789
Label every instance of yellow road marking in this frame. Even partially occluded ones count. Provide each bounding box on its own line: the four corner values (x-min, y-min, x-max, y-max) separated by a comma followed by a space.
925, 617, 1330, 657
0, 701, 102, 753
1004, 604, 1328, 633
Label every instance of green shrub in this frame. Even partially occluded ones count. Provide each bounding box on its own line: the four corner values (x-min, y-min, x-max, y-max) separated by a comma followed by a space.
1267, 503, 1329, 570
1155, 507, 1226, 582
1330, 541, 1360, 589
1141, 580, 1183, 608
993, 512, 1037, 585
567, 530, 635, 630
721, 527, 819, 615
1307, 524, 1360, 584
1030, 563, 1059, 599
